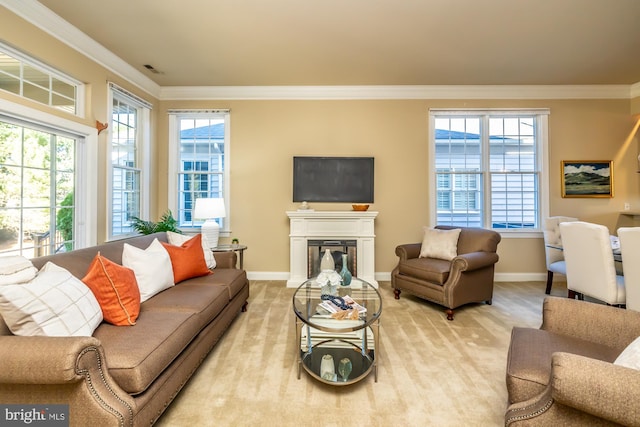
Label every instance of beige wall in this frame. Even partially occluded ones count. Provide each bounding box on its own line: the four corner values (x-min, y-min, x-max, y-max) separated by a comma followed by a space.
2, 7, 639, 277
632, 96, 640, 116
158, 99, 640, 276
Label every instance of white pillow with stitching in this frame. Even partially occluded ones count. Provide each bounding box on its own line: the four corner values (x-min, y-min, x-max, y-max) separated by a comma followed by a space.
0, 262, 103, 336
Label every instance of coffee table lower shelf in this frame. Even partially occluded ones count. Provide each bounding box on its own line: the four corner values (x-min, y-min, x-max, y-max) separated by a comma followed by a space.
299, 339, 375, 386
296, 320, 378, 385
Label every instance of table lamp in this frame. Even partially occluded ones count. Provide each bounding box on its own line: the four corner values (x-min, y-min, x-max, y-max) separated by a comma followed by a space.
194, 197, 226, 249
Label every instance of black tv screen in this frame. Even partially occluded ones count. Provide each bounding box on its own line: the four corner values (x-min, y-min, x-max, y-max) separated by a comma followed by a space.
293, 156, 374, 203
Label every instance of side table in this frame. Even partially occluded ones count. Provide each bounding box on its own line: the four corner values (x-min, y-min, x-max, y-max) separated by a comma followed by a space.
212, 244, 248, 269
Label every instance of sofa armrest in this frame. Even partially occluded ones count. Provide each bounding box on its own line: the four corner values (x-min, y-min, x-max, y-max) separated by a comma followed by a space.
395, 243, 421, 261
0, 335, 135, 426
0, 336, 101, 384
451, 251, 499, 272
212, 251, 238, 269
551, 352, 640, 425
506, 352, 640, 426
541, 297, 640, 350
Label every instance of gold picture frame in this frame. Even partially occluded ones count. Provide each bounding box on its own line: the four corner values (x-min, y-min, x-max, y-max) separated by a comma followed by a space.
561, 160, 613, 198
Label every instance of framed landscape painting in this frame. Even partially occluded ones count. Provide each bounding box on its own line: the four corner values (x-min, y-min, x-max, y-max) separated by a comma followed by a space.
561, 160, 613, 198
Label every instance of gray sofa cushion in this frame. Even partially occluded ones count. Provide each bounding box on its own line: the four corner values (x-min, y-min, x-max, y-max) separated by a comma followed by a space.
506, 327, 621, 403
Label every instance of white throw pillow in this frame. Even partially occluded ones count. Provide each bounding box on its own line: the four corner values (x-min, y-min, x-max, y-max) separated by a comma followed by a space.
614, 336, 640, 370
122, 238, 174, 302
167, 231, 216, 269
419, 227, 462, 261
0, 262, 103, 336
0, 255, 38, 285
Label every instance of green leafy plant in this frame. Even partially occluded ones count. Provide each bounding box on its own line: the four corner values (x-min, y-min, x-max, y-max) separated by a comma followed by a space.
57, 191, 74, 251
131, 210, 182, 235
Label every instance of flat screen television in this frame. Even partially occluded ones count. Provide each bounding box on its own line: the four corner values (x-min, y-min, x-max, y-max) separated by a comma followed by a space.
293, 156, 374, 203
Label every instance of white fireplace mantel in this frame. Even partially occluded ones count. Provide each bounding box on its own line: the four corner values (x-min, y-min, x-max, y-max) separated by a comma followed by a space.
286, 210, 378, 288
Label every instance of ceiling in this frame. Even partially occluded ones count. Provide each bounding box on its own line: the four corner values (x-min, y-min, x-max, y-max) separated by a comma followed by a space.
33, 0, 640, 87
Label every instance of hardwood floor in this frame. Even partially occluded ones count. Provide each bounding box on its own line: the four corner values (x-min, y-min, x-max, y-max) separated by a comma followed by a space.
156, 280, 566, 427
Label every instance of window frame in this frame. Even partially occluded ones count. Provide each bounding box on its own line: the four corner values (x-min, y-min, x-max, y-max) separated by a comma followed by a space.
167, 110, 231, 235
0, 97, 97, 249
0, 41, 84, 117
429, 108, 549, 238
107, 84, 151, 240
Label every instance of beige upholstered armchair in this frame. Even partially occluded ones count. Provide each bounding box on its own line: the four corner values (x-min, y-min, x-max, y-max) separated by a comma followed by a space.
560, 221, 625, 306
542, 216, 578, 294
506, 297, 640, 426
391, 226, 501, 320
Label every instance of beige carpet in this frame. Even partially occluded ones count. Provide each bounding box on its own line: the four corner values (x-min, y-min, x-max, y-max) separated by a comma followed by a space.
156, 280, 565, 427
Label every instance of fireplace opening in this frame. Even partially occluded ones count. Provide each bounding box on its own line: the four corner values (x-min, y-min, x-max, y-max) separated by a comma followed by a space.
307, 239, 357, 279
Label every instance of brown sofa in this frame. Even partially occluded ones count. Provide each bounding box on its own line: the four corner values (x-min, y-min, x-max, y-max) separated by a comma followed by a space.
0, 232, 249, 427
391, 226, 501, 320
505, 297, 640, 426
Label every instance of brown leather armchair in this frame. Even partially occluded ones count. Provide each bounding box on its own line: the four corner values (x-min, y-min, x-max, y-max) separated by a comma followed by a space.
391, 226, 501, 320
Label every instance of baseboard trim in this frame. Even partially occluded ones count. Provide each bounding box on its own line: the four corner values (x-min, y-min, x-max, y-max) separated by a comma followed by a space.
246, 271, 554, 283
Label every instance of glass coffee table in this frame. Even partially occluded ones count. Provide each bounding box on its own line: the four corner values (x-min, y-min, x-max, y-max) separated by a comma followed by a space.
292, 277, 382, 385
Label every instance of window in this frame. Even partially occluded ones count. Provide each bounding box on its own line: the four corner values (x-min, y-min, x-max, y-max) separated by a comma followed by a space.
430, 109, 549, 232
0, 42, 83, 116
168, 111, 230, 232
0, 118, 76, 257
108, 84, 151, 238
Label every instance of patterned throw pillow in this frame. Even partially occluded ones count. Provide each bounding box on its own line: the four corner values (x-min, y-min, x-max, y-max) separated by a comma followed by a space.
82, 253, 140, 326
122, 238, 174, 303
0, 262, 103, 336
167, 231, 216, 269
161, 234, 212, 283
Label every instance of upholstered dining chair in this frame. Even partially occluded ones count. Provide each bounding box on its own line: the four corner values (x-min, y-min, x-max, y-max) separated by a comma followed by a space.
542, 216, 578, 294
559, 221, 625, 306
617, 227, 640, 312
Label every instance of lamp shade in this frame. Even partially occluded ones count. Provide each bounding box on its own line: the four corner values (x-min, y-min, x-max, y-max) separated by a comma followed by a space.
193, 198, 226, 219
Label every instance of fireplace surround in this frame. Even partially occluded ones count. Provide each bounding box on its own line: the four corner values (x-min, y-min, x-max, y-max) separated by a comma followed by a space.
287, 210, 378, 287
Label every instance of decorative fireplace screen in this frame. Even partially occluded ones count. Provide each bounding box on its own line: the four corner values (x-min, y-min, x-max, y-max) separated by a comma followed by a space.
307, 240, 357, 279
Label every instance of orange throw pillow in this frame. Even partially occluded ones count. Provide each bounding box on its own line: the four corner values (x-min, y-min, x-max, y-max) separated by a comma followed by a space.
82, 253, 140, 326
161, 234, 211, 283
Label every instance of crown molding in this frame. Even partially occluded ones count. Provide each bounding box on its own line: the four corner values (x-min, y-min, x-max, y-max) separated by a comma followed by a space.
4, 1, 638, 102
159, 84, 632, 101
2, 0, 161, 99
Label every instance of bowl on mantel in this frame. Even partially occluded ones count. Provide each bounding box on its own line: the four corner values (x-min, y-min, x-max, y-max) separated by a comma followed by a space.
352, 204, 370, 211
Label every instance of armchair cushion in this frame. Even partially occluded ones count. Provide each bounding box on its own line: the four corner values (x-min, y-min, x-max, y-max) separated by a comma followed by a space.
419, 227, 461, 261
398, 257, 450, 285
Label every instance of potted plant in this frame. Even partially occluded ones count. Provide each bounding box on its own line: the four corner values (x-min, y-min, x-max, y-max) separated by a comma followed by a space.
131, 210, 182, 235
